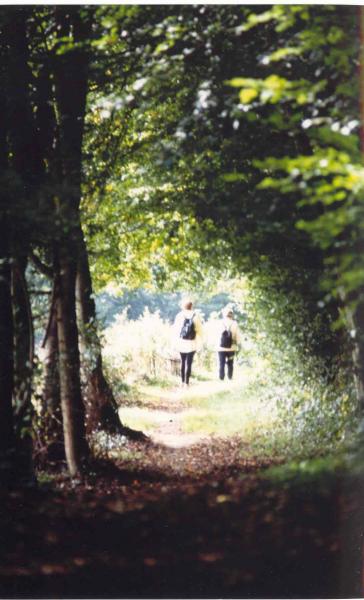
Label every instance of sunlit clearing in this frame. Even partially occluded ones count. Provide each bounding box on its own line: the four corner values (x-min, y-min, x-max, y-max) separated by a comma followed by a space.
101, 282, 357, 461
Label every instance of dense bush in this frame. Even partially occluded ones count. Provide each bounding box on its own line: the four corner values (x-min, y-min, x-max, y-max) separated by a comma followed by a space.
224, 275, 358, 457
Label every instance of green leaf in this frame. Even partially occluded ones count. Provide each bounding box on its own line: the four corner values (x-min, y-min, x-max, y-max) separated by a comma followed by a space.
239, 88, 258, 103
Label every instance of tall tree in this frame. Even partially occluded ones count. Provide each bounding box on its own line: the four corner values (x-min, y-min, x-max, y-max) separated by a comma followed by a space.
0, 225, 14, 472
0, 16, 14, 471
0, 6, 41, 479
49, 7, 95, 475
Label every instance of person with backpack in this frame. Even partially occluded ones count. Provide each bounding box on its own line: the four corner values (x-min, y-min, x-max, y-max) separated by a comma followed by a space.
217, 306, 241, 381
173, 298, 203, 387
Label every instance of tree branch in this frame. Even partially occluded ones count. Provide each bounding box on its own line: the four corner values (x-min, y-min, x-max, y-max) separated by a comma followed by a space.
29, 251, 52, 278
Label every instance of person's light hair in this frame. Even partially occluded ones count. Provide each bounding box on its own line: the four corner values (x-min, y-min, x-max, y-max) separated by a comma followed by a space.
222, 306, 234, 318
181, 298, 193, 310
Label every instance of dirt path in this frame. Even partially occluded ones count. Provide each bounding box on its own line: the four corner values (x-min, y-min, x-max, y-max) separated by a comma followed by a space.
128, 386, 208, 448
0, 386, 363, 598
148, 413, 207, 448
117, 382, 259, 476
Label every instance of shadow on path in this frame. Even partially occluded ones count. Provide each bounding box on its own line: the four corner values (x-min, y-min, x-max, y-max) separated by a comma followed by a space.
0, 385, 363, 598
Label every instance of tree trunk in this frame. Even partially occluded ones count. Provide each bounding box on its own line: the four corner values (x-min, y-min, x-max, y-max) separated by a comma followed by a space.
49, 8, 94, 475
2, 7, 48, 480
340, 3, 364, 559
55, 243, 89, 476
359, 6, 364, 157
76, 229, 122, 434
11, 259, 35, 481
0, 228, 15, 463
0, 23, 15, 481
12, 259, 34, 420
39, 280, 65, 465
354, 6, 364, 410
42, 293, 61, 419
348, 299, 364, 411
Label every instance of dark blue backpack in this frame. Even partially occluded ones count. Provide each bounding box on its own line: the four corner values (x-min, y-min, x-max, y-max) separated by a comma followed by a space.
180, 313, 196, 340
220, 326, 233, 348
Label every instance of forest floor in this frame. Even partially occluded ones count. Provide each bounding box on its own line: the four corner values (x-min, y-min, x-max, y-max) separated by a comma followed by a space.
1, 378, 364, 599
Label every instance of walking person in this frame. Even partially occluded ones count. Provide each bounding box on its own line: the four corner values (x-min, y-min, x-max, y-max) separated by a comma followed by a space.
217, 306, 241, 381
173, 298, 203, 387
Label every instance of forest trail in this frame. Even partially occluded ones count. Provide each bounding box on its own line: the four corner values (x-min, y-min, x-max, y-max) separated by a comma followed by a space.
144, 407, 207, 448
121, 385, 208, 449
116, 379, 264, 477
1, 381, 363, 599
118, 377, 248, 449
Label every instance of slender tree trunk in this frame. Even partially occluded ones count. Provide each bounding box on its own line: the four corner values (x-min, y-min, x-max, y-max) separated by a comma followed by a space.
346, 296, 364, 411
353, 318, 364, 411
12, 259, 34, 418
11, 259, 35, 480
39, 280, 65, 464
55, 242, 88, 476
76, 229, 121, 434
0, 24, 15, 479
0, 227, 15, 462
42, 291, 61, 419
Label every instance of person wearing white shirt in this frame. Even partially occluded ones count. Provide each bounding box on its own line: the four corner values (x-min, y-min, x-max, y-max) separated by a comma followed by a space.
173, 298, 203, 386
217, 306, 241, 381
